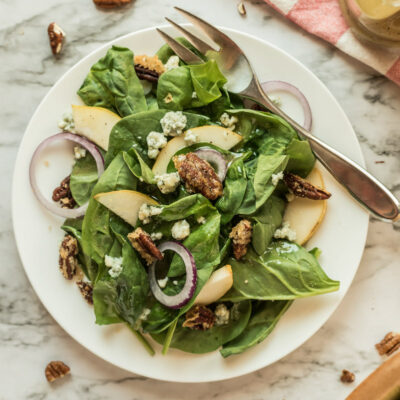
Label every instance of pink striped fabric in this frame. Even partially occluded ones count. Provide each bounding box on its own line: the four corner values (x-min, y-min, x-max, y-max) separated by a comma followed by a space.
263, 0, 400, 85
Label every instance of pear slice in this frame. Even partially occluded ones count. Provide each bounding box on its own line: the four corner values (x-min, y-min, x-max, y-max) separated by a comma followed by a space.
72, 105, 121, 150
94, 190, 159, 226
283, 168, 328, 245
194, 265, 233, 305
152, 125, 242, 175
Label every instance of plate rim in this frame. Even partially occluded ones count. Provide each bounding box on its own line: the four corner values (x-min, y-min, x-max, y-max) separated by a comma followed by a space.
12, 24, 369, 383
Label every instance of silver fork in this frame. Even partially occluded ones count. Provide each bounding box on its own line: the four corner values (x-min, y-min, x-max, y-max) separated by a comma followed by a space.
157, 7, 400, 223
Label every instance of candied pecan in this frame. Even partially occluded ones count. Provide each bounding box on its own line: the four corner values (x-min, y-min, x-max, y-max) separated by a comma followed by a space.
76, 281, 93, 305
376, 332, 400, 356
173, 153, 223, 200
52, 175, 76, 209
134, 54, 165, 76
183, 305, 215, 330
229, 219, 252, 260
127, 227, 163, 266
340, 369, 355, 383
59, 235, 79, 280
48, 22, 65, 56
93, 0, 132, 8
283, 172, 331, 200
45, 361, 70, 383
134, 65, 159, 83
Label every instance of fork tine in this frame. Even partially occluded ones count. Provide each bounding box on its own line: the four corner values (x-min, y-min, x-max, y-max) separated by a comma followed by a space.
156, 29, 204, 65
174, 7, 237, 49
164, 17, 217, 55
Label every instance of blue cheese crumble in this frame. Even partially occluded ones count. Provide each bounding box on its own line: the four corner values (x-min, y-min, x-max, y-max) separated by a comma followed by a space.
73, 146, 86, 160
197, 216, 206, 224
160, 111, 187, 136
274, 221, 297, 242
220, 112, 238, 131
155, 172, 180, 194
157, 277, 169, 288
184, 129, 199, 146
164, 55, 180, 71
147, 131, 167, 159
138, 203, 162, 224
215, 304, 230, 326
105, 255, 123, 278
171, 219, 190, 240
150, 232, 163, 241
58, 110, 75, 132
271, 171, 284, 186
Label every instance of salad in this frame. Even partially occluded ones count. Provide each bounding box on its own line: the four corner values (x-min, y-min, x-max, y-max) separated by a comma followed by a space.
30, 39, 339, 357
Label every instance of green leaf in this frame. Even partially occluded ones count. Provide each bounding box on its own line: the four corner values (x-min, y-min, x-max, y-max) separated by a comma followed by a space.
156, 37, 205, 64
78, 46, 147, 117
229, 241, 340, 300
220, 300, 291, 357
285, 138, 315, 178
123, 148, 155, 184
151, 301, 252, 354
93, 280, 121, 324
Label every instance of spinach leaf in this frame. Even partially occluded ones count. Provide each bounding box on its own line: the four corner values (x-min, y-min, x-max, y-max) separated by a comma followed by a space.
251, 196, 286, 255
106, 109, 209, 166
229, 241, 340, 300
151, 301, 251, 354
285, 138, 315, 177
220, 300, 291, 357
123, 148, 155, 184
78, 46, 147, 117
156, 37, 205, 64
93, 280, 121, 324
70, 153, 98, 206
81, 153, 137, 279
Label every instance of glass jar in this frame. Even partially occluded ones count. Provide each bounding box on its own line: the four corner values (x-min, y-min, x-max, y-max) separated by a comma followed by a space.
339, 0, 400, 47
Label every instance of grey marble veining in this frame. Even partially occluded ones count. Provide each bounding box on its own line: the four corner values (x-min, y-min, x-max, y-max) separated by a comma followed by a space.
1, 0, 400, 398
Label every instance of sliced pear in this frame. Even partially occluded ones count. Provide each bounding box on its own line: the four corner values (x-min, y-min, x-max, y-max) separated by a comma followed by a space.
72, 105, 121, 150
194, 265, 233, 305
283, 168, 328, 245
152, 125, 242, 175
94, 190, 159, 226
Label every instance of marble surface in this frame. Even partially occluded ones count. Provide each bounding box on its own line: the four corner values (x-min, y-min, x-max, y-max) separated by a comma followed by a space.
1, 0, 400, 398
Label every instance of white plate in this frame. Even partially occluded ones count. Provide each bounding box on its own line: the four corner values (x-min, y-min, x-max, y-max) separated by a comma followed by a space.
12, 25, 369, 382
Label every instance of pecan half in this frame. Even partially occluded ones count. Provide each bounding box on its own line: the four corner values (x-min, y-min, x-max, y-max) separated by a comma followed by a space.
76, 281, 93, 305
134, 54, 165, 81
283, 172, 331, 200
340, 369, 355, 383
59, 235, 79, 280
134, 65, 159, 83
127, 227, 163, 266
183, 305, 215, 330
45, 361, 70, 383
52, 175, 76, 209
93, 0, 132, 8
376, 332, 400, 356
48, 23, 65, 56
229, 219, 252, 260
173, 153, 223, 200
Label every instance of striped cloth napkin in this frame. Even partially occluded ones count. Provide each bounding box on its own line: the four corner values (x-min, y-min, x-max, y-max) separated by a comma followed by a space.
263, 0, 400, 85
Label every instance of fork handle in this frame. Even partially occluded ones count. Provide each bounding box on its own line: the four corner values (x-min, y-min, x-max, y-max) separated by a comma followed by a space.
245, 80, 400, 223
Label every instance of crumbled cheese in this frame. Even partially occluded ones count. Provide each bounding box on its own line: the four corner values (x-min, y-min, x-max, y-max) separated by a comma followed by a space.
164, 55, 180, 71
150, 232, 163, 241
73, 146, 86, 160
157, 277, 169, 288
146, 131, 167, 159
274, 221, 297, 242
58, 110, 75, 132
244, 279, 249, 284
160, 111, 187, 136
171, 219, 190, 241
105, 255, 123, 278
139, 308, 151, 321
271, 171, 284, 186
184, 129, 199, 146
155, 172, 180, 194
197, 216, 206, 225
215, 304, 230, 326
172, 280, 178, 286
164, 93, 174, 104
270, 95, 282, 108
220, 112, 238, 131
286, 191, 295, 202
192, 91, 198, 99
138, 203, 162, 224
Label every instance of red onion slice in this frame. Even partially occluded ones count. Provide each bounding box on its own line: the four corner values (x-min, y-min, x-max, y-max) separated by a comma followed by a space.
194, 149, 227, 181
29, 132, 104, 219
149, 241, 197, 309
261, 81, 312, 131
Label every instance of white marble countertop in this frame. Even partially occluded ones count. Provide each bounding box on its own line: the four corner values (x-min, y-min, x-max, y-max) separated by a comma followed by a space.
1, 0, 400, 398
